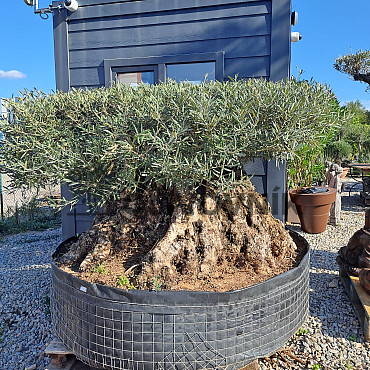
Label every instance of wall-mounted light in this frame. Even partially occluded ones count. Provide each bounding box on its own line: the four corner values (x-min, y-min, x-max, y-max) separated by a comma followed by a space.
24, 0, 79, 19
64, 0, 79, 12
291, 32, 302, 42
291, 11, 298, 26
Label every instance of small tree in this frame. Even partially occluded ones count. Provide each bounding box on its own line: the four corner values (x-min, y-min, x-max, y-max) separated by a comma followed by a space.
334, 50, 370, 91
345, 100, 370, 125
326, 140, 353, 164
341, 101, 370, 160
0, 79, 344, 290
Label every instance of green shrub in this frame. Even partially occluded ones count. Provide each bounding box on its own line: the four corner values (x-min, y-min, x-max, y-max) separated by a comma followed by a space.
326, 140, 353, 164
1, 79, 344, 210
339, 101, 370, 160
287, 144, 327, 188
287, 97, 343, 188
0, 196, 61, 235
343, 123, 370, 160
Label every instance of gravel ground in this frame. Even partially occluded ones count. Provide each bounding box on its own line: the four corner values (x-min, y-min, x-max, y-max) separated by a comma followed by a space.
0, 228, 60, 370
260, 184, 370, 370
0, 184, 369, 369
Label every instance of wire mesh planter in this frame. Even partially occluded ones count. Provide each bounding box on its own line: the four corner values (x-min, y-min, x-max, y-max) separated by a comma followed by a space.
51, 231, 309, 369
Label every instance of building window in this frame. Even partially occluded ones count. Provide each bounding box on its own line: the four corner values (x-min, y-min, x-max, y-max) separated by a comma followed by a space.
116, 71, 155, 87
166, 62, 216, 84
104, 52, 224, 87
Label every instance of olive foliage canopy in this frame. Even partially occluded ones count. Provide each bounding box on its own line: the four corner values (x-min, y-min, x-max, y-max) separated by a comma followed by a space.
0, 78, 343, 209
334, 49, 370, 90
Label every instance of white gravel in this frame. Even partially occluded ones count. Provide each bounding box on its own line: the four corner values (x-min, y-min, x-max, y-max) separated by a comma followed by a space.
0, 228, 61, 370
0, 185, 369, 369
260, 186, 370, 369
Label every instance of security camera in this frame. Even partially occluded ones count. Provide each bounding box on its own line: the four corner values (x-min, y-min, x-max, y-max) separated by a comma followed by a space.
24, 0, 35, 6
64, 0, 78, 12
291, 32, 302, 42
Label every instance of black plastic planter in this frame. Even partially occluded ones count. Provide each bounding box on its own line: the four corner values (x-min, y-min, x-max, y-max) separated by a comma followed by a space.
51, 231, 309, 370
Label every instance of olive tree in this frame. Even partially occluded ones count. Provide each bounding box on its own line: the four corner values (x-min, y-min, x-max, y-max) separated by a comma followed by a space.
334, 49, 370, 90
0, 79, 344, 289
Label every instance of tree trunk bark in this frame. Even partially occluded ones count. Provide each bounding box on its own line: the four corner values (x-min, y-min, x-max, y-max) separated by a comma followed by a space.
353, 73, 370, 86
54, 184, 298, 290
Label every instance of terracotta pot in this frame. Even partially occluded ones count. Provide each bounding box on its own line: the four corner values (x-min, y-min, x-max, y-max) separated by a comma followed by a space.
340, 167, 350, 179
289, 187, 337, 234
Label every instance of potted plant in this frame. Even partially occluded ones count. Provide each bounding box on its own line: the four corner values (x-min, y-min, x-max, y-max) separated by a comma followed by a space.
1, 79, 343, 368
287, 98, 348, 233
287, 150, 338, 234
287, 142, 331, 231
289, 186, 337, 233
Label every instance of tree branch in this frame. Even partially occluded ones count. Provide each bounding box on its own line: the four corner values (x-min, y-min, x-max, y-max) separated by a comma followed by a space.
353, 73, 370, 86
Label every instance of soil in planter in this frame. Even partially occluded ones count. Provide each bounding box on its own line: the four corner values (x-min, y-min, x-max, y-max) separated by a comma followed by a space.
53, 183, 307, 292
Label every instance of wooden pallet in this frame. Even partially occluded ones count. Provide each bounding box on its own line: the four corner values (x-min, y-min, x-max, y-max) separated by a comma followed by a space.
44, 340, 76, 370
43, 341, 260, 369
339, 268, 370, 341
239, 360, 259, 369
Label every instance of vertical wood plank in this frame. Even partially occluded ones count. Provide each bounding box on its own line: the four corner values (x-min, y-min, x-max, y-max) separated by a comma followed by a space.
267, 160, 286, 222
53, 8, 70, 92
270, 0, 291, 81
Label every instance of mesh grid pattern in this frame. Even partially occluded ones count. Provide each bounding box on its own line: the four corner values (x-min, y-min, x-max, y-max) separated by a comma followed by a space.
51, 244, 309, 369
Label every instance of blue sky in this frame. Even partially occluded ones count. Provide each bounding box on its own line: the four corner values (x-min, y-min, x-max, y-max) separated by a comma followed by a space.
291, 0, 370, 109
1, 1, 369, 109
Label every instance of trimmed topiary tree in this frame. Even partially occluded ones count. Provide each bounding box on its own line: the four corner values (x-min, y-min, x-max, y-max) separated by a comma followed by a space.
0, 79, 343, 290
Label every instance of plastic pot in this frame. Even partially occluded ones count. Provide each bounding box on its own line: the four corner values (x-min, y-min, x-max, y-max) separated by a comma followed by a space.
51, 231, 309, 370
289, 187, 336, 234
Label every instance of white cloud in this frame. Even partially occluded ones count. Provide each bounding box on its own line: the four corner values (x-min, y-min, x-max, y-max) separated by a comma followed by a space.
0, 70, 27, 79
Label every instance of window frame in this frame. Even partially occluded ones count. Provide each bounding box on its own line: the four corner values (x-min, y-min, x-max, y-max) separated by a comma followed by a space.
104, 52, 224, 87
166, 61, 217, 83
113, 65, 158, 86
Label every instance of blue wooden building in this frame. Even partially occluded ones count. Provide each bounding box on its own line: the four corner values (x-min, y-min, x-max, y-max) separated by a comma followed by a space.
50, 0, 295, 240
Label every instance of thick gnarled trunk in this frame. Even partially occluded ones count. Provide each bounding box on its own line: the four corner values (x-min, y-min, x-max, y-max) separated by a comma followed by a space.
54, 184, 299, 291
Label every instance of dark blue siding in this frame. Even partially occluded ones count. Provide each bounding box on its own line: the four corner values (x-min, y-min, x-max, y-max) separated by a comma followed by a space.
54, 0, 277, 89
52, 0, 292, 240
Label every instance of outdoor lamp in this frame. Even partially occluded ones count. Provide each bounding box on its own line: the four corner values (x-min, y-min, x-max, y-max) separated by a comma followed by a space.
291, 32, 302, 42
64, 0, 79, 12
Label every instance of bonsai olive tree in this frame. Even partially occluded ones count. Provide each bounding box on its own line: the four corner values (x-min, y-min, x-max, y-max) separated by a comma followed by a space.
334, 49, 370, 91
0, 79, 343, 290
